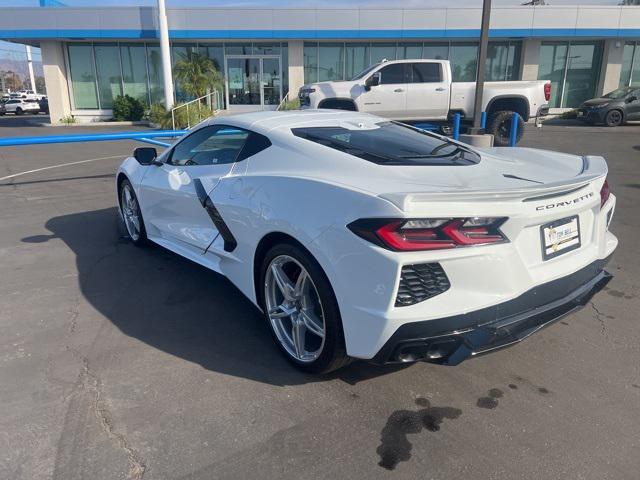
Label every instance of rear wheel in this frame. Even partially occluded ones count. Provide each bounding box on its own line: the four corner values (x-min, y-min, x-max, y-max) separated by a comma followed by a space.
604, 109, 623, 127
260, 243, 350, 373
488, 110, 524, 146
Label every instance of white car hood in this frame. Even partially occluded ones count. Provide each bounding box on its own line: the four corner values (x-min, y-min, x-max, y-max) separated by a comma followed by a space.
304, 80, 361, 98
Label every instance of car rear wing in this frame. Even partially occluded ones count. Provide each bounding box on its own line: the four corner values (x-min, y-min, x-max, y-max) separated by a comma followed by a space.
379, 155, 607, 211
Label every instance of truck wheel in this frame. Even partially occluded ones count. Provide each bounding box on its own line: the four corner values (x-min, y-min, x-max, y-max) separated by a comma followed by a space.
488, 110, 524, 146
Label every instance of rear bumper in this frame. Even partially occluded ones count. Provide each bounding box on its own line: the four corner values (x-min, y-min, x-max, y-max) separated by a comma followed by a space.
371, 255, 612, 365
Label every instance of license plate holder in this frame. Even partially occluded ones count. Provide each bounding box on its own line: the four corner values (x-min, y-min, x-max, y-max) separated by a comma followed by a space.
540, 215, 581, 260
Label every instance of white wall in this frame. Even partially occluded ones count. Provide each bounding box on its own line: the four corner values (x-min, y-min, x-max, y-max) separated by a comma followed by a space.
40, 41, 71, 124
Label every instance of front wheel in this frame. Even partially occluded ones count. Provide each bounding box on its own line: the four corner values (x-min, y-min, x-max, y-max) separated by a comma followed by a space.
604, 109, 623, 127
488, 110, 524, 146
119, 179, 148, 246
260, 243, 350, 373
15, 107, 23, 115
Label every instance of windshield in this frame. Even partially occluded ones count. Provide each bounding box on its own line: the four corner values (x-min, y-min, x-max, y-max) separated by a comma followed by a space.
350, 63, 381, 81
292, 122, 480, 166
603, 87, 635, 99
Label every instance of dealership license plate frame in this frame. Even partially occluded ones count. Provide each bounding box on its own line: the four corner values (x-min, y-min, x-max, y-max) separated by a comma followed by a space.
540, 215, 581, 261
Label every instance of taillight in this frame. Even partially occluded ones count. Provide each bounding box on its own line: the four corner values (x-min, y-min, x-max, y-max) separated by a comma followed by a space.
544, 83, 551, 102
600, 179, 610, 208
348, 217, 508, 252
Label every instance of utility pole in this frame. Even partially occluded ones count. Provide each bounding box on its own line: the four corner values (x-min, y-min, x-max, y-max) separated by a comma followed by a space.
469, 0, 492, 134
25, 45, 36, 92
157, 0, 174, 110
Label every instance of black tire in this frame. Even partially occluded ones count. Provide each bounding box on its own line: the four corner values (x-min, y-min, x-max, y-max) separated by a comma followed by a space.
118, 178, 148, 247
604, 109, 623, 127
488, 110, 524, 146
15, 107, 23, 115
259, 242, 351, 374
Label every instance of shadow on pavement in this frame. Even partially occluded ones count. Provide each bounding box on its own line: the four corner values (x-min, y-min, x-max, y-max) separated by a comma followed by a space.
29, 207, 408, 386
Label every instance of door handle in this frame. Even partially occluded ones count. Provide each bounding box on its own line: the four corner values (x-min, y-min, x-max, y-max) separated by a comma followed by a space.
435, 87, 447, 92
394, 88, 404, 93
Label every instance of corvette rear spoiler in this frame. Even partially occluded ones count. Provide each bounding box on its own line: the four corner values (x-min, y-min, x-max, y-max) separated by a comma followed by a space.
379, 155, 608, 211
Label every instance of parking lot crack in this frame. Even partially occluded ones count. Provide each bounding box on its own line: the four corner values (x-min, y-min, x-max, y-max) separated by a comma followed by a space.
590, 301, 607, 336
69, 349, 147, 480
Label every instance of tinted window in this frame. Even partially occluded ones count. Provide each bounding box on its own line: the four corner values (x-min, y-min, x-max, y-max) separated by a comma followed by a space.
236, 133, 272, 161
378, 64, 409, 85
169, 126, 249, 166
411, 63, 442, 83
292, 122, 479, 166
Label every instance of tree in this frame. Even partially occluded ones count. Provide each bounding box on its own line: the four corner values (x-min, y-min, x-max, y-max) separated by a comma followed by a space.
173, 51, 223, 99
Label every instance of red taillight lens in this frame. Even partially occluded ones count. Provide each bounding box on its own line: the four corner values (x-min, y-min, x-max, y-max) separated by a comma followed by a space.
348, 217, 508, 252
544, 83, 551, 102
600, 179, 610, 208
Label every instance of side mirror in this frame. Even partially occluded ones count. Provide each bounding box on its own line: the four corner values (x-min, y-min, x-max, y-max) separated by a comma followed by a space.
626, 96, 637, 103
365, 72, 381, 90
133, 147, 158, 165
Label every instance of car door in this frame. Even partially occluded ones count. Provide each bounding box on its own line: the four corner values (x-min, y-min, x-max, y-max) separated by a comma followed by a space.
5, 100, 18, 112
405, 62, 450, 120
625, 89, 640, 120
138, 125, 250, 252
359, 63, 408, 118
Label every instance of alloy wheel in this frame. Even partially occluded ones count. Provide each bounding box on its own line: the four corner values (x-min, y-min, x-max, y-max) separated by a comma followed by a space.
120, 184, 141, 241
264, 255, 326, 362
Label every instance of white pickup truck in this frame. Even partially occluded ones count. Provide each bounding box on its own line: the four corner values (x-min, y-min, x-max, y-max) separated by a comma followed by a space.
298, 59, 550, 146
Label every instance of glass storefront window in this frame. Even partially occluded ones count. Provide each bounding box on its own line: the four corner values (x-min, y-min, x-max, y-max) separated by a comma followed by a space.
397, 43, 422, 60
225, 43, 252, 55
423, 44, 449, 60
449, 44, 478, 82
370, 43, 396, 64
539, 41, 603, 108
93, 44, 122, 109
68, 44, 99, 109
303, 42, 318, 84
146, 44, 165, 106
620, 42, 640, 88
563, 42, 603, 107
281, 43, 289, 96
120, 44, 148, 105
318, 43, 344, 81
345, 43, 369, 80
254, 43, 280, 55
539, 43, 568, 108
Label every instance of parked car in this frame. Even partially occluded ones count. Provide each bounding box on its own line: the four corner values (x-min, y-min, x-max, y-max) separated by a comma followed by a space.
0, 98, 41, 115
577, 86, 640, 127
298, 59, 550, 146
116, 110, 616, 373
39, 96, 49, 114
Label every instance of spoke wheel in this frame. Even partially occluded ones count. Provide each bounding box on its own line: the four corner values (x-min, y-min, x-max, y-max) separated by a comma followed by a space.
119, 181, 144, 243
605, 110, 622, 127
264, 255, 326, 363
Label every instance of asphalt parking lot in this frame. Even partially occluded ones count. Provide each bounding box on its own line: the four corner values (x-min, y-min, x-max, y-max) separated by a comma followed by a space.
1, 116, 639, 480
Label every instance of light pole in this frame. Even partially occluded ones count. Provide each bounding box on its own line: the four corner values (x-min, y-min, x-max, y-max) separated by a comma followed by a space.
157, 0, 175, 110
469, 0, 492, 134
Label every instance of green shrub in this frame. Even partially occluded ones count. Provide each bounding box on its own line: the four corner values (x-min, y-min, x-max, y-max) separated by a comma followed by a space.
278, 98, 300, 111
559, 109, 578, 119
112, 94, 145, 121
160, 101, 215, 129
147, 103, 166, 125
59, 115, 76, 124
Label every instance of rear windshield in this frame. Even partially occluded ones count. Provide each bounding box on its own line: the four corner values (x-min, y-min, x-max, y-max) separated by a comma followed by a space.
291, 122, 480, 166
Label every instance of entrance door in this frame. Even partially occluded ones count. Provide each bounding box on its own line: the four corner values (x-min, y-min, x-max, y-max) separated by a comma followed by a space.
226, 56, 282, 112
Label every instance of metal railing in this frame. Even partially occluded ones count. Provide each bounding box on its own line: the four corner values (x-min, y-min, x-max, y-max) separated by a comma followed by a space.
171, 90, 221, 130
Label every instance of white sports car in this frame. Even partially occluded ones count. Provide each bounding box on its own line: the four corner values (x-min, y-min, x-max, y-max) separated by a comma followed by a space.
116, 110, 617, 373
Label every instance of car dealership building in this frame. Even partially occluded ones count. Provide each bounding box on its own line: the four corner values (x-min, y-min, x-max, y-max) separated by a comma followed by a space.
1, 4, 639, 123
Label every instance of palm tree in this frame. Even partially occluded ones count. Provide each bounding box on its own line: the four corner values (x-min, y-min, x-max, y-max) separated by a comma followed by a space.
173, 51, 224, 99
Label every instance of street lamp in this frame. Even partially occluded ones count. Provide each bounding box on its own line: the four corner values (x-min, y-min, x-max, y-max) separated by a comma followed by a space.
469, 0, 492, 134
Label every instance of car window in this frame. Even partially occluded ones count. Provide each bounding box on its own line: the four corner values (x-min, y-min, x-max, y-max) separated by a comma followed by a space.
411, 63, 442, 83
168, 125, 250, 166
378, 64, 409, 85
292, 122, 480, 166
